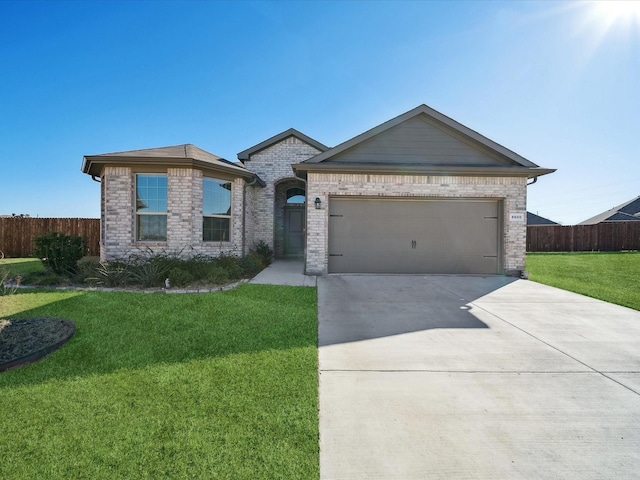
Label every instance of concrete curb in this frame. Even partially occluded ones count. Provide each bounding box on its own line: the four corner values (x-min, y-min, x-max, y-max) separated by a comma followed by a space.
3, 278, 250, 295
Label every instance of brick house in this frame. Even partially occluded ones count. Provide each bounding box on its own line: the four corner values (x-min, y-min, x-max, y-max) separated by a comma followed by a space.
82, 105, 554, 276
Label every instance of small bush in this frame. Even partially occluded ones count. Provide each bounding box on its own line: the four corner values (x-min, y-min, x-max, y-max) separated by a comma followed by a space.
240, 252, 264, 276
131, 260, 168, 288
167, 267, 194, 287
97, 261, 132, 287
207, 267, 230, 285
74, 256, 101, 283
255, 240, 273, 266
182, 255, 215, 279
33, 232, 86, 275
214, 254, 243, 279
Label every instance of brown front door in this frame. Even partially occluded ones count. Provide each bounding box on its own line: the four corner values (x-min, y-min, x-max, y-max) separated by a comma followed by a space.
284, 206, 305, 256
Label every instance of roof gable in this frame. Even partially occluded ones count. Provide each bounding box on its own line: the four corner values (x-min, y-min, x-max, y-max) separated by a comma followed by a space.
315, 114, 518, 167
237, 128, 328, 161
295, 104, 555, 178
303, 105, 538, 167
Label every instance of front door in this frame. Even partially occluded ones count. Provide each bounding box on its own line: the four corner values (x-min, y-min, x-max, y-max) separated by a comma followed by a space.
284, 206, 305, 256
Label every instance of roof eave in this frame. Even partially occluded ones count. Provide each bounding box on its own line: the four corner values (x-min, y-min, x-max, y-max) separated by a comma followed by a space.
82, 155, 265, 186
292, 163, 556, 179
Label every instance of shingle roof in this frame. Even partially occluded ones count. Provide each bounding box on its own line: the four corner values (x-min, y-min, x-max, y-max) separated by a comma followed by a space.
578, 196, 640, 225
82, 144, 264, 185
527, 212, 559, 226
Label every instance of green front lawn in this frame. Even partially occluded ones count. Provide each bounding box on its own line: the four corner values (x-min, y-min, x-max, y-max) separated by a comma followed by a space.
0, 257, 45, 277
526, 252, 640, 311
0, 285, 318, 479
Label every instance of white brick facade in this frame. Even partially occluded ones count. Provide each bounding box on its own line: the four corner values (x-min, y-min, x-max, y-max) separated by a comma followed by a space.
305, 173, 527, 275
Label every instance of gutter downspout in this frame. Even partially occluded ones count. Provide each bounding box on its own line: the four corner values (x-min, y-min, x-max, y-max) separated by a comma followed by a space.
527, 177, 537, 186
91, 175, 101, 183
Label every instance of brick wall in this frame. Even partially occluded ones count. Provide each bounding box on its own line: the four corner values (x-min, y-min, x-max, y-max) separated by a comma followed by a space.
101, 167, 244, 261
306, 173, 527, 275
101, 166, 133, 261
243, 136, 323, 252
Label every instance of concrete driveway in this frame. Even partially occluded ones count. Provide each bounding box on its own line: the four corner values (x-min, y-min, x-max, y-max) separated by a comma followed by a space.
318, 275, 640, 479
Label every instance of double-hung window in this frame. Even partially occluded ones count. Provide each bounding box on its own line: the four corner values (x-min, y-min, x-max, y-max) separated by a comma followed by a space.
203, 177, 232, 242
136, 174, 167, 241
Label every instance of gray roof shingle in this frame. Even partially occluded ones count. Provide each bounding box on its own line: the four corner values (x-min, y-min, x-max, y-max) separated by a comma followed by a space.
578, 196, 640, 225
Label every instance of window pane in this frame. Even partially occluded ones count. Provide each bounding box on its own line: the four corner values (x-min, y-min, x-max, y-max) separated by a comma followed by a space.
137, 174, 167, 213
203, 178, 231, 215
286, 187, 305, 204
137, 215, 167, 241
203, 217, 230, 242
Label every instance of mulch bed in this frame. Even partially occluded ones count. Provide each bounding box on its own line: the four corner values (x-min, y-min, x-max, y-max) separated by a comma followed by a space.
0, 317, 75, 373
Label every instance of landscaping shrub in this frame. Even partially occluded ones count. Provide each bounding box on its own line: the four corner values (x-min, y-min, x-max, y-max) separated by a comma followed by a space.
213, 253, 243, 279
207, 266, 229, 285
96, 261, 133, 287
131, 260, 168, 288
255, 240, 273, 266
16, 248, 267, 289
167, 267, 194, 287
240, 252, 264, 276
33, 232, 85, 275
73, 256, 101, 284
176, 255, 213, 280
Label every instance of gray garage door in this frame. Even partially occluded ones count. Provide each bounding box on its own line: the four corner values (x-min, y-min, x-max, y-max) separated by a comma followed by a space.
328, 197, 501, 274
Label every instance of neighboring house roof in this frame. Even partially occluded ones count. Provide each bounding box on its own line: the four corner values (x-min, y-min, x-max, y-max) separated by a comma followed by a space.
293, 104, 555, 178
578, 196, 640, 225
237, 128, 329, 161
82, 144, 265, 186
527, 212, 559, 226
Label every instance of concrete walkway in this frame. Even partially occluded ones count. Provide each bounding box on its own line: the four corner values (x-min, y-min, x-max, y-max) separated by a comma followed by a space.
318, 275, 640, 479
249, 258, 316, 287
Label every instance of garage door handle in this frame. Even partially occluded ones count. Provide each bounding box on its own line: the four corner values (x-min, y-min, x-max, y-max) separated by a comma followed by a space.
411, 240, 416, 249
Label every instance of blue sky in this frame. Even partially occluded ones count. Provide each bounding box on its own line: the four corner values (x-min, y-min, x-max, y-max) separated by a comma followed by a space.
1, 0, 638, 225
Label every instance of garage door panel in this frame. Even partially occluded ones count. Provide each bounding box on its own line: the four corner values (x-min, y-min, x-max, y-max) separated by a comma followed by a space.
329, 198, 500, 274
413, 254, 498, 275
329, 253, 415, 274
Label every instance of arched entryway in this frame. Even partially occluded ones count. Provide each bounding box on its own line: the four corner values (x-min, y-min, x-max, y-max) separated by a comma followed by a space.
274, 178, 306, 257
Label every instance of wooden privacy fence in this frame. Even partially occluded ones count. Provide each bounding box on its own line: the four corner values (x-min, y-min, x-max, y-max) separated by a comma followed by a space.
527, 222, 640, 252
0, 217, 100, 258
